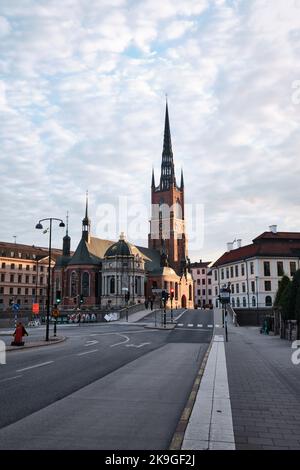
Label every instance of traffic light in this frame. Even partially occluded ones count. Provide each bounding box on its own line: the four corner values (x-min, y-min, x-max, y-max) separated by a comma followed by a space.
170, 288, 174, 300
56, 290, 61, 304
73, 297, 77, 304
125, 291, 130, 303
80, 294, 84, 304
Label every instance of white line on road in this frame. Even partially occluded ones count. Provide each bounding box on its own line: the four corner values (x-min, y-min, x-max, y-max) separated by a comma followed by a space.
0, 375, 22, 383
197, 324, 203, 328
110, 334, 130, 348
85, 340, 99, 346
208, 325, 213, 328
188, 324, 193, 327
16, 361, 54, 372
177, 324, 184, 327
126, 342, 150, 348
77, 349, 98, 356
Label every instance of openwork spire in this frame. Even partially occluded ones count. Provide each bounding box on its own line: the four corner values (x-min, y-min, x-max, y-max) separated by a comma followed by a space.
160, 99, 176, 191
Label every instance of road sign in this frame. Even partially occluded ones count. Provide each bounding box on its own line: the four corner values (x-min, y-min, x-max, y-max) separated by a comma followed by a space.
32, 303, 39, 314
52, 308, 60, 318
12, 303, 20, 311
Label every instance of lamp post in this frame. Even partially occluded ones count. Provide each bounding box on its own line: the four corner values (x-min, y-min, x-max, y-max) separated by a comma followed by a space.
35, 218, 65, 341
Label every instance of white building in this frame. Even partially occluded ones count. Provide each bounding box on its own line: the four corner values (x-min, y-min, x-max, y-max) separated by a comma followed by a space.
211, 226, 300, 309
190, 260, 213, 308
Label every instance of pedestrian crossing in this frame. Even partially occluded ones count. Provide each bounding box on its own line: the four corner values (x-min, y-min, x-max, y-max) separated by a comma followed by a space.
176, 323, 216, 329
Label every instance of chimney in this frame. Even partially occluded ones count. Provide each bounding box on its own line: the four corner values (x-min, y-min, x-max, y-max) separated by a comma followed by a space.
269, 225, 277, 234
237, 239, 242, 248
227, 242, 234, 252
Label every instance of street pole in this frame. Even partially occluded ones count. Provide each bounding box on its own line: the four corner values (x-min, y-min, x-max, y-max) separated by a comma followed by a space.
171, 297, 173, 323
54, 317, 57, 337
45, 218, 52, 342
225, 303, 228, 342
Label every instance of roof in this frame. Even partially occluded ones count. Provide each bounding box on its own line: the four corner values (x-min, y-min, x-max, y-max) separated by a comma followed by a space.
212, 231, 300, 267
190, 261, 211, 269
0, 240, 62, 260
68, 237, 114, 266
135, 245, 162, 273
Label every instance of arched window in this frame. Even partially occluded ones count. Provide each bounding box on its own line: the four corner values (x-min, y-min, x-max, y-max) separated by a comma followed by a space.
252, 296, 256, 307
110, 277, 115, 294
82, 272, 90, 297
70, 272, 76, 297
243, 297, 247, 307
265, 296, 272, 307
175, 282, 178, 300
236, 297, 240, 307
189, 284, 192, 301
232, 298, 235, 308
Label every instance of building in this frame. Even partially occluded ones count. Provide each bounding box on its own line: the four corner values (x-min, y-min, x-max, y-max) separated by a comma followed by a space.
0, 241, 62, 314
54, 101, 194, 310
211, 226, 300, 309
190, 261, 213, 308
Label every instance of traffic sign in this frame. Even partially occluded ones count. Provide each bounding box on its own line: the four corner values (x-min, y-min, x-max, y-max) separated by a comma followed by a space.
52, 308, 60, 318
12, 303, 20, 311
32, 303, 39, 314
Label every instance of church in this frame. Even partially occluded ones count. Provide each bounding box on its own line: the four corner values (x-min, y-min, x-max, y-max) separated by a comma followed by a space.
54, 102, 194, 310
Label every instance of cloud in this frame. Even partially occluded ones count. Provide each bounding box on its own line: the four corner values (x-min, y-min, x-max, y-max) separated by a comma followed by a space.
0, 0, 300, 261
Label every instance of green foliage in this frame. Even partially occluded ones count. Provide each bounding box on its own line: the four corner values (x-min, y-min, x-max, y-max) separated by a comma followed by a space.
274, 275, 290, 307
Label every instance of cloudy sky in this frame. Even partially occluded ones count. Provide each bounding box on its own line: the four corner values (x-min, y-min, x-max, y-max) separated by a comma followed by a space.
1, 0, 300, 263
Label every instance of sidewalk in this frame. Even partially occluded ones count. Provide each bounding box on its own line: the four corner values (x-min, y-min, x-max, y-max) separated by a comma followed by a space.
180, 308, 300, 450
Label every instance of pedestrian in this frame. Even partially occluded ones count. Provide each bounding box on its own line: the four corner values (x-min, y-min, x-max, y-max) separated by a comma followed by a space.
150, 299, 153, 310
145, 300, 149, 309
11, 322, 28, 346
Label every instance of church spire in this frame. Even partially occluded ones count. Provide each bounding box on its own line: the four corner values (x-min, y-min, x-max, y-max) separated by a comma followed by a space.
82, 191, 91, 242
160, 98, 176, 191
151, 167, 155, 188
180, 168, 184, 189
63, 211, 71, 257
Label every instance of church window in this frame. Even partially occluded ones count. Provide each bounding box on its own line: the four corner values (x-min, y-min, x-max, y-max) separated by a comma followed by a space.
82, 272, 90, 297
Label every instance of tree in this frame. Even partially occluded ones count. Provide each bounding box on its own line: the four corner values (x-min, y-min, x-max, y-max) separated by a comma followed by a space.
274, 275, 290, 308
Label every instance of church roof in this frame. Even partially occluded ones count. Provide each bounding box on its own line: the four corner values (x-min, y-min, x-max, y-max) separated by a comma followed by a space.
68, 236, 114, 266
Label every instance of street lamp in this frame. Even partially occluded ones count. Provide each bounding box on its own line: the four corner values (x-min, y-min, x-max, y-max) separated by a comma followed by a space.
35, 218, 65, 341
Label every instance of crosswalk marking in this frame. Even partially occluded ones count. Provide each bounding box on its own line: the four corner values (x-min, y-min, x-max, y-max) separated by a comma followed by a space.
197, 324, 203, 328
176, 323, 214, 329
208, 325, 213, 328
178, 323, 184, 327
188, 324, 193, 327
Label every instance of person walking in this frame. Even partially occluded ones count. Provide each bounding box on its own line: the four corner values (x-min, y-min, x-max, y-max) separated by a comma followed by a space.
11, 322, 28, 346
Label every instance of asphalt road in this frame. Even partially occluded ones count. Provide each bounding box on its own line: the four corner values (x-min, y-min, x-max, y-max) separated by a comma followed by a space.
0, 308, 214, 450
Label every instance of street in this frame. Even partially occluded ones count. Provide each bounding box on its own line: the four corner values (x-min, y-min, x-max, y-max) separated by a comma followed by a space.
0, 308, 214, 449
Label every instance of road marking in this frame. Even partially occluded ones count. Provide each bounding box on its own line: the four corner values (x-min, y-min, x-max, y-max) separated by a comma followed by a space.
126, 342, 150, 348
197, 324, 203, 328
85, 340, 99, 346
208, 325, 213, 328
188, 324, 193, 327
77, 349, 98, 356
174, 309, 188, 321
215, 324, 220, 328
177, 323, 184, 327
16, 361, 54, 372
0, 375, 22, 383
110, 334, 130, 347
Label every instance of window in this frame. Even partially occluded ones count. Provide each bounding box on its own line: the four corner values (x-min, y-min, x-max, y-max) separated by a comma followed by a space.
70, 272, 77, 297
82, 272, 90, 297
264, 261, 271, 276
25, 288, 28, 295
236, 297, 240, 307
214, 270, 218, 281
18, 264, 22, 270
252, 296, 256, 307
235, 265, 239, 277
25, 275, 29, 283
251, 281, 255, 293
197, 269, 200, 275
40, 276, 44, 285
241, 264, 245, 276
265, 281, 272, 291
32, 276, 36, 284
221, 269, 224, 280
1, 273, 5, 282
230, 266, 234, 278
265, 296, 272, 307
202, 289, 206, 296
17, 287, 21, 295
242, 282, 246, 293
10, 274, 14, 282
175, 282, 178, 300
290, 262, 297, 277
197, 289, 201, 296
231, 285, 235, 294
226, 268, 229, 279
40, 266, 44, 272
110, 277, 115, 294
243, 297, 247, 307
26, 265, 30, 271
202, 279, 205, 285
208, 278, 211, 285
232, 298, 235, 308
197, 279, 200, 285
9, 287, 13, 294
208, 289, 212, 296
277, 261, 284, 277
250, 262, 254, 275
1, 262, 5, 269
202, 269, 205, 275
0, 287, 3, 294
189, 285, 192, 301
32, 288, 35, 296
215, 286, 218, 295
39, 288, 43, 296
11, 263, 15, 270
33, 265, 36, 271
236, 284, 240, 294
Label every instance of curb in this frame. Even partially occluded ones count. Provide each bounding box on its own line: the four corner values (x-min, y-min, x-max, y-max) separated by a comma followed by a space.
169, 337, 214, 450
6, 336, 67, 352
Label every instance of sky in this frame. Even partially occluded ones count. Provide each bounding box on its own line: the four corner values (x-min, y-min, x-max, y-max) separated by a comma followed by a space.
1, 0, 300, 263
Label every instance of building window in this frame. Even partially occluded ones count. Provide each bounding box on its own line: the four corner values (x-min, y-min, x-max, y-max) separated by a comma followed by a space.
10, 274, 14, 282
40, 276, 44, 284
26, 265, 30, 271
250, 262, 254, 275
241, 264, 245, 276
110, 277, 115, 294
208, 278, 211, 285
32, 288, 35, 296
197, 289, 201, 296
1, 262, 5, 269
18, 264, 22, 270
202, 279, 205, 285
277, 261, 284, 277
189, 284, 192, 301
231, 285, 235, 294
265, 281, 272, 291
32, 276, 36, 284
242, 282, 246, 293
201, 269, 205, 275
40, 266, 44, 272
33, 264, 36, 271
208, 289, 212, 296
264, 261, 271, 277
214, 270, 218, 281
215, 286, 218, 296
243, 297, 247, 307
25, 288, 28, 295
226, 268, 229, 279
25, 275, 29, 283
11, 263, 15, 270
290, 262, 297, 277
251, 281, 255, 293
221, 269, 224, 280
236, 284, 240, 294
39, 288, 43, 296
265, 296, 272, 307
230, 266, 234, 278
232, 298, 235, 308
70, 272, 77, 297
235, 265, 239, 277
202, 289, 205, 296
17, 287, 21, 295
197, 269, 200, 275
197, 279, 200, 285
175, 282, 178, 300
252, 296, 256, 307
82, 272, 90, 297
1, 273, 5, 282
236, 297, 240, 307
9, 287, 13, 294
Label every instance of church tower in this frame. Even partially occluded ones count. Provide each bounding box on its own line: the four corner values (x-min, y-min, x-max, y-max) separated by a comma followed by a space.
149, 101, 187, 276
82, 191, 91, 243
